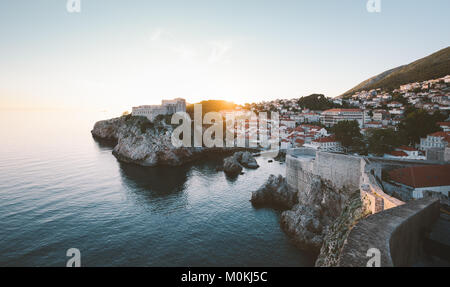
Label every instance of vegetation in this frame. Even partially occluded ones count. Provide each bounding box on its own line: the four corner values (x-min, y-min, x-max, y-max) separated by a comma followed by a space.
296, 94, 353, 110
342, 46, 450, 97
397, 109, 446, 145
366, 128, 403, 156
330, 120, 364, 153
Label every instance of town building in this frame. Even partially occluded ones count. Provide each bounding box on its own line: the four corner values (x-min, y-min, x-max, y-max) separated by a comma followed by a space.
306, 135, 343, 152
320, 109, 365, 128
132, 98, 186, 121
438, 122, 450, 132
388, 165, 450, 199
420, 131, 450, 150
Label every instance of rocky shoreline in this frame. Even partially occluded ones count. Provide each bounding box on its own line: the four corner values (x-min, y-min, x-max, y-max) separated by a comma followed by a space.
251, 174, 369, 265
91, 115, 259, 167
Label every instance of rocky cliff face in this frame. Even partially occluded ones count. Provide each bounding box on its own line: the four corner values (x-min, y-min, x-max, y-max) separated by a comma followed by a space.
91, 115, 254, 167
314, 192, 370, 266
250, 175, 297, 210
253, 172, 366, 257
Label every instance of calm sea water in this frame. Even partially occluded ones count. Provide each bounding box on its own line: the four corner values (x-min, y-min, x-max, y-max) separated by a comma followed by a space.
0, 110, 313, 267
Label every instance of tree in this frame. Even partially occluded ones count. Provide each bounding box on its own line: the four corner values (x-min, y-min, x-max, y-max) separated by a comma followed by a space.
297, 94, 335, 110
397, 109, 445, 145
330, 120, 364, 153
366, 128, 404, 156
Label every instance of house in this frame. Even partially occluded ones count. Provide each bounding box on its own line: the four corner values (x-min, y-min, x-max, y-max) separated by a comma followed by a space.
365, 121, 383, 129
320, 109, 365, 128
306, 135, 342, 152
420, 131, 450, 151
388, 165, 450, 199
387, 101, 403, 108
280, 118, 296, 129
294, 138, 305, 148
438, 122, 450, 132
280, 139, 292, 150
384, 150, 409, 159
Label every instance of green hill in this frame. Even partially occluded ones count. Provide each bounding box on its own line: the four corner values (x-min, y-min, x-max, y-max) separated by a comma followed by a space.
341, 46, 450, 98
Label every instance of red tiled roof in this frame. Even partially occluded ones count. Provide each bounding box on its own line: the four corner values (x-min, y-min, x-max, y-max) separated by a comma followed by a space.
322, 109, 362, 113
388, 165, 450, 188
438, 122, 450, 127
389, 151, 408, 157
295, 139, 305, 144
429, 131, 450, 138
398, 145, 417, 152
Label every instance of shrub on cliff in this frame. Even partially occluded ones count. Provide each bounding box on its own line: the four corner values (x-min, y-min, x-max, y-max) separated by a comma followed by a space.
315, 192, 371, 267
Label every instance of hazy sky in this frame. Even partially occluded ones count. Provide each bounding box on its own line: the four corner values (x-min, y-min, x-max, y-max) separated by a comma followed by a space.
1, 0, 449, 113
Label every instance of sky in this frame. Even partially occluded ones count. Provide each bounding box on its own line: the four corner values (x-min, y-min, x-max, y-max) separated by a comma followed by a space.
0, 0, 449, 113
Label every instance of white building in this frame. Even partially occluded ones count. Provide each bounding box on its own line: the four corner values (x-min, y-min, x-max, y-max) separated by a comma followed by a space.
420, 131, 450, 151
438, 122, 450, 132
320, 109, 365, 128
306, 135, 343, 152
132, 98, 186, 121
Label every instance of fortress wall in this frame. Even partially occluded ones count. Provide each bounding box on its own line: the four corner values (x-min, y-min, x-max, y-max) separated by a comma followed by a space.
286, 154, 315, 193
313, 152, 362, 191
338, 197, 440, 267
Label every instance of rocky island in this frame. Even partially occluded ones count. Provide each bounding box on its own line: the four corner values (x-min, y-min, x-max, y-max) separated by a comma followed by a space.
91, 114, 258, 167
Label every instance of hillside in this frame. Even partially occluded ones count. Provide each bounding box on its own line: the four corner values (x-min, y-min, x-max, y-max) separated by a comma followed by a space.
341, 46, 450, 98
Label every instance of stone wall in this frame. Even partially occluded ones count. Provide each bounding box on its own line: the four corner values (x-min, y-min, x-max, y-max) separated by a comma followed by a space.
313, 152, 361, 191
338, 197, 440, 267
287, 149, 361, 193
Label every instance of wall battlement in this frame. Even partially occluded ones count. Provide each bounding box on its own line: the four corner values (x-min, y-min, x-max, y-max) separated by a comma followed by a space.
286, 148, 404, 214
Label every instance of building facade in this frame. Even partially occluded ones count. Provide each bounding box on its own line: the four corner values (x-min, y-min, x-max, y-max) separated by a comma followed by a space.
320, 109, 365, 128
420, 131, 450, 150
132, 98, 186, 121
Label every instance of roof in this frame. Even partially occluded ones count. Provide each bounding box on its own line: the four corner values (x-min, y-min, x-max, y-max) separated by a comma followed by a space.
313, 135, 337, 143
438, 122, 450, 127
322, 109, 362, 113
398, 145, 417, 152
366, 121, 382, 125
389, 151, 408, 157
388, 165, 450, 188
429, 131, 450, 138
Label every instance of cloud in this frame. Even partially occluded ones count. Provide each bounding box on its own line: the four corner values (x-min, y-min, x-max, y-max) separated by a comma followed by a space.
148, 28, 232, 64
208, 41, 232, 64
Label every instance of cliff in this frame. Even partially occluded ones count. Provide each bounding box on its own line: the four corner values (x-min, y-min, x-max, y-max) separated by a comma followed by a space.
315, 192, 370, 266
91, 115, 255, 167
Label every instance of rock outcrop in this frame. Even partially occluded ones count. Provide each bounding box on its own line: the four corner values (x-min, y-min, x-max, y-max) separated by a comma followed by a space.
92, 115, 256, 167
280, 176, 353, 253
250, 175, 297, 210
253, 172, 365, 256
240, 151, 259, 169
314, 192, 370, 266
223, 155, 243, 176
223, 151, 259, 176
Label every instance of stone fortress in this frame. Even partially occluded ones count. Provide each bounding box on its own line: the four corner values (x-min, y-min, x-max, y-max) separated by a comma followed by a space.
132, 98, 186, 121
286, 148, 449, 266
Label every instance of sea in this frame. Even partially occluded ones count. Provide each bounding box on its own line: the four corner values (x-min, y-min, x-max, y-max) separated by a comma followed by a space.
0, 110, 313, 266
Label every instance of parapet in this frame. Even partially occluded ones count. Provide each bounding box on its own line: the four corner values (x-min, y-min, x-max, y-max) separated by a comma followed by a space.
338, 197, 440, 266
